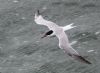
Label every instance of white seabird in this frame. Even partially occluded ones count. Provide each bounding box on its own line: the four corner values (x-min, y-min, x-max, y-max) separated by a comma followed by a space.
34, 10, 91, 64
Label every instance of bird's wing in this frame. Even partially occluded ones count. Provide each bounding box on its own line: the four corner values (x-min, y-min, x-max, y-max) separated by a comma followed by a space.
58, 33, 79, 55
62, 23, 77, 31
58, 32, 91, 64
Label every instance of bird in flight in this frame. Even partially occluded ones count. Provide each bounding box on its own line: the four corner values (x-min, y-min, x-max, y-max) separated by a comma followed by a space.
34, 10, 91, 64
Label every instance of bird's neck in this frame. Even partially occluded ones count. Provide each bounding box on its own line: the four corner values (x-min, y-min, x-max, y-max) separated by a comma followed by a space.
41, 18, 59, 30
34, 15, 48, 25
35, 15, 59, 30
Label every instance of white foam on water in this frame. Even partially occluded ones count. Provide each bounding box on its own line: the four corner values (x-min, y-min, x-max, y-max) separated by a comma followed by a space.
82, 33, 86, 36
95, 31, 100, 35
13, 0, 19, 3
9, 55, 16, 58
42, 6, 47, 10
21, 17, 26, 20
70, 40, 78, 45
18, 68, 27, 71
87, 50, 94, 52
23, 41, 29, 43
15, 13, 19, 16
36, 41, 40, 43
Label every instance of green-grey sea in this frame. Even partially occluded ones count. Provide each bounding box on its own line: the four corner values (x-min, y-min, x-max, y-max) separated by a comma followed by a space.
0, 0, 100, 73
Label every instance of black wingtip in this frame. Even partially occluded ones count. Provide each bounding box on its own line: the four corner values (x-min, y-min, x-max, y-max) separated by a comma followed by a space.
73, 55, 92, 64
78, 56, 92, 64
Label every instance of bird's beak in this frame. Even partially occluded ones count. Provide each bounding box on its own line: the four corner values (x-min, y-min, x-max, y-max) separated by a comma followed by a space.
37, 10, 40, 15
35, 10, 41, 18
41, 34, 47, 38
36, 10, 40, 16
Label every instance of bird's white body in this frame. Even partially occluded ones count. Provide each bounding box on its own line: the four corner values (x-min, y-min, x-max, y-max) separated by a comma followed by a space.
52, 26, 79, 55
34, 11, 91, 64
34, 15, 78, 55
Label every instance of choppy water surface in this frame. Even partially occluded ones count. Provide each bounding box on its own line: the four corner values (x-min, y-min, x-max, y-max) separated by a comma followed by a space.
0, 0, 100, 73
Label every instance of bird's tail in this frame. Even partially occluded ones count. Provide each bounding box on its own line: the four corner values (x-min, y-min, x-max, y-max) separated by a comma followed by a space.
62, 23, 77, 31
72, 54, 91, 64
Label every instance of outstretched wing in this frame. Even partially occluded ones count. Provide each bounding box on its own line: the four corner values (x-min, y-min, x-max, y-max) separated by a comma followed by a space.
58, 32, 91, 64
72, 54, 91, 64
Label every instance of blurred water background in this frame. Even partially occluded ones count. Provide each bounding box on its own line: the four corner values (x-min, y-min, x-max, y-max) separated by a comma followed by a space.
0, 0, 100, 73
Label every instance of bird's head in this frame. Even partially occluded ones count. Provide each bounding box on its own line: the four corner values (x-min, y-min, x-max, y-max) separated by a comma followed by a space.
34, 10, 44, 25
34, 10, 40, 19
